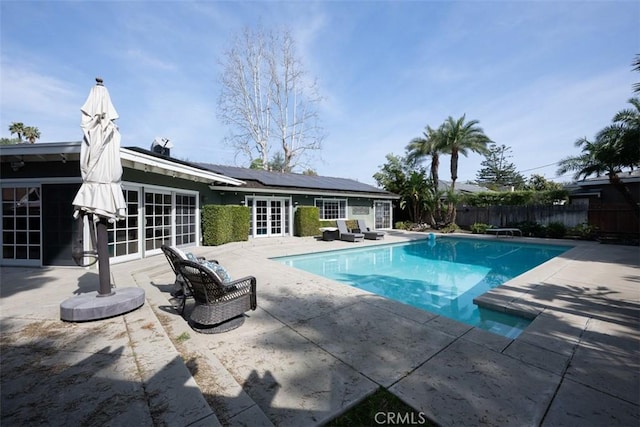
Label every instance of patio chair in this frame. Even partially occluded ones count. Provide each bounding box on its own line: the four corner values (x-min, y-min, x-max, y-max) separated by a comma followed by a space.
356, 219, 385, 240
161, 245, 218, 314
336, 220, 364, 242
174, 259, 257, 333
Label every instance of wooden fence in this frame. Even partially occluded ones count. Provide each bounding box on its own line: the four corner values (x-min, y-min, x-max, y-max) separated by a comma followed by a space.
457, 203, 639, 236
456, 204, 589, 228
588, 203, 639, 235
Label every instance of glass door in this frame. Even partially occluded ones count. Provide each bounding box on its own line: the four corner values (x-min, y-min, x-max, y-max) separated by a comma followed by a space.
254, 199, 269, 236
252, 198, 286, 237
270, 200, 282, 235
375, 201, 392, 229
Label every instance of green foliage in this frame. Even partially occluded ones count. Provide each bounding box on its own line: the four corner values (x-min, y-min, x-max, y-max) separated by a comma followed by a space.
556, 97, 640, 217
23, 126, 41, 144
394, 221, 407, 230
439, 223, 460, 233
510, 221, 547, 238
462, 190, 568, 206
526, 174, 563, 191
546, 222, 567, 239
568, 223, 598, 240
202, 205, 250, 245
470, 223, 490, 234
294, 206, 320, 237
176, 332, 190, 343
476, 144, 525, 190
0, 137, 20, 145
374, 153, 441, 225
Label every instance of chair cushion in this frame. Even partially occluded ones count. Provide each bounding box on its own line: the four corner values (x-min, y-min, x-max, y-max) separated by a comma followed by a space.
203, 261, 232, 283
185, 252, 198, 262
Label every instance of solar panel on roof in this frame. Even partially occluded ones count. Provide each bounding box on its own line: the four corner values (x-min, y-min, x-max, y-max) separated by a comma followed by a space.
198, 163, 388, 193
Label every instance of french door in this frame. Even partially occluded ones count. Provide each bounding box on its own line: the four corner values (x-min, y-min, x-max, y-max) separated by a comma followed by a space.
375, 201, 392, 229
252, 198, 289, 237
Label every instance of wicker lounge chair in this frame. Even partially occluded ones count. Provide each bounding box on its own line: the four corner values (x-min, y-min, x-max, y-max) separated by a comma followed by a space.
161, 245, 218, 314
336, 220, 364, 242
174, 259, 257, 333
356, 219, 385, 240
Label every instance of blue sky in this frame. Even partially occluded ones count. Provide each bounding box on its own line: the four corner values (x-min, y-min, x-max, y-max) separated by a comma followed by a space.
1, 1, 638, 186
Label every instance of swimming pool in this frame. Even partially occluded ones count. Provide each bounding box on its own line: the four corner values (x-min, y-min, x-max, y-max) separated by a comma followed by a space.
273, 237, 572, 338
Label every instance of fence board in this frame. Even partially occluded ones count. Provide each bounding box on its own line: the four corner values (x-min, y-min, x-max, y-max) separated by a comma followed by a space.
457, 204, 588, 228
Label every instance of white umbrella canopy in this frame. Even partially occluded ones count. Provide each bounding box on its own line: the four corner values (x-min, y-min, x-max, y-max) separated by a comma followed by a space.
61, 78, 145, 321
72, 78, 126, 220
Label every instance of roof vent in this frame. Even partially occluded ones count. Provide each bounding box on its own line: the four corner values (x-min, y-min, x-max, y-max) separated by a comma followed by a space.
151, 137, 173, 156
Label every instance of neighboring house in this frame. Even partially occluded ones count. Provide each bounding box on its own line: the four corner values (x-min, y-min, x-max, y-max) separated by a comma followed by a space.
1, 142, 398, 267
565, 172, 640, 235
437, 180, 489, 195
565, 172, 640, 206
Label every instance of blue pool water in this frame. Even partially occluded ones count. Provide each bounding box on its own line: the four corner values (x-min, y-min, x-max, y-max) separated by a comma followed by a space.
273, 237, 572, 338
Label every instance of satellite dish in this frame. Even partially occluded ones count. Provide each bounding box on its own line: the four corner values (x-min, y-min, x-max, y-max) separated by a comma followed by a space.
151, 137, 173, 156
151, 137, 173, 149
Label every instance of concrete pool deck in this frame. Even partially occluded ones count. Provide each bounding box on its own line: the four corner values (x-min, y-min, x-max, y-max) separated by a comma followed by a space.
1, 231, 638, 426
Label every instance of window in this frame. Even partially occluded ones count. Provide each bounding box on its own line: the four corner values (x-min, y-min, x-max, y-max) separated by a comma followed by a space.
144, 190, 172, 251
175, 194, 197, 246
108, 188, 139, 257
315, 199, 347, 220
2, 186, 41, 263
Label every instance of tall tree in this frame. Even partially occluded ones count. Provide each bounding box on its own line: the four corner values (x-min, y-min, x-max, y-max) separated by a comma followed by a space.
406, 125, 444, 188
526, 174, 563, 191
23, 126, 41, 144
438, 115, 491, 223
218, 26, 324, 172
476, 143, 525, 190
406, 125, 445, 222
557, 97, 640, 217
439, 115, 492, 191
373, 153, 440, 225
9, 122, 25, 142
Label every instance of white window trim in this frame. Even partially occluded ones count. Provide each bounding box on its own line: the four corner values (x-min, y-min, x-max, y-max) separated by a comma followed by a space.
314, 198, 348, 221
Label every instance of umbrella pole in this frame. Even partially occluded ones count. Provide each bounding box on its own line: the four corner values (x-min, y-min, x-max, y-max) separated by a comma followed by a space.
96, 217, 115, 297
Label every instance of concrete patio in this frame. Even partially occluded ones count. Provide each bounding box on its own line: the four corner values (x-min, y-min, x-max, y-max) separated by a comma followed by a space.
1, 231, 638, 426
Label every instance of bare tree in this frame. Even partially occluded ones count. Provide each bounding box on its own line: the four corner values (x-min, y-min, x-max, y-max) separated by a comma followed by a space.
217, 26, 324, 172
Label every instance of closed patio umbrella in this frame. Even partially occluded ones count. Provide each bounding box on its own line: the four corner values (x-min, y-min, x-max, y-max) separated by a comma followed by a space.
61, 78, 144, 321
72, 77, 126, 221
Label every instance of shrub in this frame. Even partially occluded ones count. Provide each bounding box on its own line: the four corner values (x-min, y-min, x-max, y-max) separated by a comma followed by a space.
294, 206, 320, 237
511, 221, 546, 237
546, 222, 567, 239
462, 189, 569, 206
440, 223, 460, 233
470, 223, 490, 234
202, 205, 250, 245
394, 221, 413, 230
569, 223, 598, 240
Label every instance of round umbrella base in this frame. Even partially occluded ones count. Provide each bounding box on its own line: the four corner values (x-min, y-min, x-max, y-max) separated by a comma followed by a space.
60, 287, 145, 322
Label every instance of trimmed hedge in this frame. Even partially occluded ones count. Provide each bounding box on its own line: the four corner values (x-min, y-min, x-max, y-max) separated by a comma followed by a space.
202, 205, 250, 246
294, 206, 321, 237
462, 190, 569, 207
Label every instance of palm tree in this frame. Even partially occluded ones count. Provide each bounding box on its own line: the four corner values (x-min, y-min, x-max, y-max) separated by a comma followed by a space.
438, 115, 491, 224
9, 122, 25, 142
557, 98, 640, 217
609, 97, 640, 167
406, 125, 445, 224
632, 54, 640, 94
406, 125, 444, 187
23, 126, 41, 144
